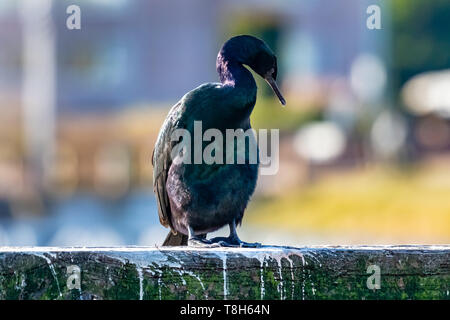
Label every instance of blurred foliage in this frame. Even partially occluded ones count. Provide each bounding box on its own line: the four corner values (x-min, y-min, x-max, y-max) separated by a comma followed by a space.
247, 162, 450, 243
251, 97, 322, 131
391, 0, 450, 93
221, 10, 282, 57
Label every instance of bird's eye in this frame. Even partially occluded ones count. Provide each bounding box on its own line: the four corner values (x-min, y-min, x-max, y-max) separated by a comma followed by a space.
272, 65, 278, 80
265, 68, 275, 79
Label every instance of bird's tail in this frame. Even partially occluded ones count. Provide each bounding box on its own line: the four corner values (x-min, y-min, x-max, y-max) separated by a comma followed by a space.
162, 231, 188, 246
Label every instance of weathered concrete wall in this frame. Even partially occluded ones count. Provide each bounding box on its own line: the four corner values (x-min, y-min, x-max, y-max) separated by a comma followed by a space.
0, 246, 448, 300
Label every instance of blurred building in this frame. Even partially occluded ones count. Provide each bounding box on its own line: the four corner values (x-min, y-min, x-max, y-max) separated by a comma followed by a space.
0, 0, 388, 192
1, 0, 388, 110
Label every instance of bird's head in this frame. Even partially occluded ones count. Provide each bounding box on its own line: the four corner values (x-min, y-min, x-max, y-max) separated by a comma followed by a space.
217, 35, 286, 106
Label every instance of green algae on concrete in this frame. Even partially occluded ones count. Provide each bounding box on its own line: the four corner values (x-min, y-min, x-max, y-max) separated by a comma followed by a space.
0, 246, 448, 300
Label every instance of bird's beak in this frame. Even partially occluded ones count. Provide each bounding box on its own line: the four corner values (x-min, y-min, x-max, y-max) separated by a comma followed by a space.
265, 75, 286, 106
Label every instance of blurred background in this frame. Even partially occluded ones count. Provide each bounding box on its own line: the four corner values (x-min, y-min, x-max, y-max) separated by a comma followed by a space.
0, 0, 449, 246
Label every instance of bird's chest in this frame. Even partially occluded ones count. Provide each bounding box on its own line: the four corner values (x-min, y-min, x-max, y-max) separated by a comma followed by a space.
167, 153, 258, 207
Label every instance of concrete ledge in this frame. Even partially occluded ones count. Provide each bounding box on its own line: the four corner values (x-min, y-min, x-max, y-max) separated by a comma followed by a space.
0, 245, 449, 300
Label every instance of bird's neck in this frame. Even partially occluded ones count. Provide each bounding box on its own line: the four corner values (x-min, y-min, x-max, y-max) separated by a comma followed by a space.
217, 58, 257, 99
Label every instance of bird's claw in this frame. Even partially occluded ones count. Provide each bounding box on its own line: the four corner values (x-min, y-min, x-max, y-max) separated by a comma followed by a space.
239, 241, 262, 248
216, 240, 239, 248
210, 236, 238, 247
210, 237, 262, 248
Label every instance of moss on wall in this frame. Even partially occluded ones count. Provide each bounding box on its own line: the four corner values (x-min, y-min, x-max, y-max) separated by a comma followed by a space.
0, 246, 448, 300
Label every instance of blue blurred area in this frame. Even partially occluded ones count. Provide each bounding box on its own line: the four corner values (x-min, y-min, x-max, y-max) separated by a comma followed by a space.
0, 192, 163, 246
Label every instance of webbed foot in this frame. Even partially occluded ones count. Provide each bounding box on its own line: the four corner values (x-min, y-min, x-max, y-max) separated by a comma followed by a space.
210, 236, 261, 248
209, 236, 238, 247
239, 241, 262, 248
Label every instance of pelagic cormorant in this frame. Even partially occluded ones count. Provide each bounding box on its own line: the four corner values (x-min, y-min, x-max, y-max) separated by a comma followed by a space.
152, 35, 285, 247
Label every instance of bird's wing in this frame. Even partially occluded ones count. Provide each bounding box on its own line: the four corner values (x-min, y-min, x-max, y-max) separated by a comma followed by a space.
152, 101, 185, 232
152, 83, 225, 232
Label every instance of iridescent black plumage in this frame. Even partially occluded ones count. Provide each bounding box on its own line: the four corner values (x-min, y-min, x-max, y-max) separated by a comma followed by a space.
152, 35, 285, 246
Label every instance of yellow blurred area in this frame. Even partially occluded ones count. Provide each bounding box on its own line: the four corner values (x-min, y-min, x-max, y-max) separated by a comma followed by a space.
247, 158, 450, 244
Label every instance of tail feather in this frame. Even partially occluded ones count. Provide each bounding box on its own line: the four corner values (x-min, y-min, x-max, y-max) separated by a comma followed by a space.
162, 231, 188, 246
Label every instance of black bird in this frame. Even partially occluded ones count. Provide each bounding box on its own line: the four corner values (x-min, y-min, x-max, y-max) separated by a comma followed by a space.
152, 35, 285, 246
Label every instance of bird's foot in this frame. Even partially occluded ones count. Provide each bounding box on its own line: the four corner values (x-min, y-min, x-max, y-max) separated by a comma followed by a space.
239, 241, 262, 248
209, 236, 238, 247
188, 237, 220, 248
210, 236, 262, 248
